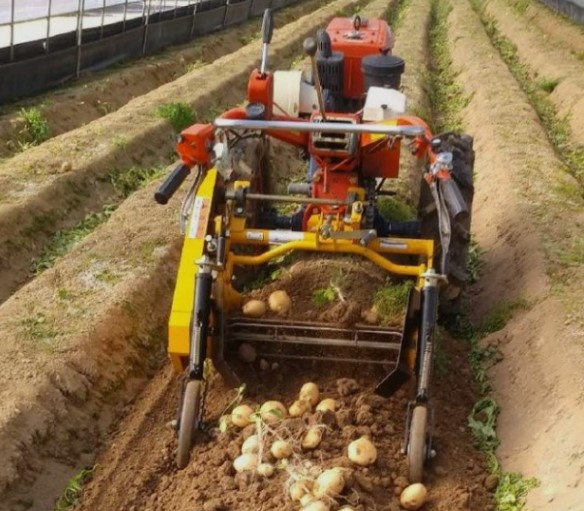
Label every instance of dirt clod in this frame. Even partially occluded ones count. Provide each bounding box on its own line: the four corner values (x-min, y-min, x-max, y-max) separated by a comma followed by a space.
336, 378, 360, 396
483, 474, 499, 491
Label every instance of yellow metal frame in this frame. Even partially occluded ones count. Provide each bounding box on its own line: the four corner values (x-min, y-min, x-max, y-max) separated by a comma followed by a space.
168, 172, 434, 372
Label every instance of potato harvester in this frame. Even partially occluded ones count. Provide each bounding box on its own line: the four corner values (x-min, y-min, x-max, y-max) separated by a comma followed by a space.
154, 9, 474, 482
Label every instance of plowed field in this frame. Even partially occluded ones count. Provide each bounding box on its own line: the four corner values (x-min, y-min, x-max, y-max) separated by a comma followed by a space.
1, 1, 583, 511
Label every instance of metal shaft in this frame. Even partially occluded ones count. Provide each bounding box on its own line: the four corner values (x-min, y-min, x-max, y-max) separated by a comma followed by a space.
310, 56, 327, 121
226, 191, 349, 206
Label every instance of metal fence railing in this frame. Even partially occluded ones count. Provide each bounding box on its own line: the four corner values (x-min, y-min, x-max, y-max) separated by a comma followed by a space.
537, 0, 584, 24
0, 0, 298, 104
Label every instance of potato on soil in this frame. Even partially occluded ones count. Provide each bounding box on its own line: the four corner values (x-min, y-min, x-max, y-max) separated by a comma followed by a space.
289, 399, 309, 417
347, 436, 377, 466
268, 290, 292, 313
231, 404, 254, 428
400, 483, 428, 510
302, 501, 330, 511
233, 453, 258, 473
289, 481, 309, 501
242, 299, 266, 317
271, 439, 293, 459
316, 398, 337, 413
299, 382, 320, 407
260, 400, 287, 423
241, 434, 259, 454
313, 468, 345, 498
256, 462, 275, 477
301, 426, 323, 450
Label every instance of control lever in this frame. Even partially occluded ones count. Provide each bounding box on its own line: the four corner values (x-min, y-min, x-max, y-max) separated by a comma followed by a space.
303, 37, 327, 120
260, 9, 274, 76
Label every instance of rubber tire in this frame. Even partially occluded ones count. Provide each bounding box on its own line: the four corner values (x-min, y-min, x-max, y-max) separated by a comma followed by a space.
176, 380, 201, 470
419, 133, 475, 317
407, 405, 428, 484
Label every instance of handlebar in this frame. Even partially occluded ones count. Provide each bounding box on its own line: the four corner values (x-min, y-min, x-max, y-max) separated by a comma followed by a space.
154, 163, 191, 205
214, 118, 425, 137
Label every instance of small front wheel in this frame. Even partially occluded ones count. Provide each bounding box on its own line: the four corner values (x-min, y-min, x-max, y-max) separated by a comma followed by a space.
176, 379, 201, 469
407, 405, 428, 483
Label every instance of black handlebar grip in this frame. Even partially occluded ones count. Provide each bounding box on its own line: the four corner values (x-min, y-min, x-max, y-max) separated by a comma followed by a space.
303, 37, 317, 57
262, 9, 274, 44
154, 163, 190, 205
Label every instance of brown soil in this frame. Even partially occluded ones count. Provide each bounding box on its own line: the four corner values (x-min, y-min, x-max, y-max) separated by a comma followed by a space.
484, 0, 584, 148
449, 1, 584, 509
517, 0, 584, 57
0, 1, 372, 509
0, 0, 320, 158
77, 336, 495, 511
0, 0, 362, 305
2, 0, 584, 510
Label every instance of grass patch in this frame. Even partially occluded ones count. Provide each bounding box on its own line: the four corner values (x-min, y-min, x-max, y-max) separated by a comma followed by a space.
510, 0, 530, 14
467, 238, 486, 284
468, 397, 500, 453
427, 0, 470, 133
155, 102, 195, 132
19, 107, 51, 146
31, 164, 165, 274
31, 206, 115, 274
534, 76, 560, 94
374, 280, 413, 324
109, 164, 166, 198
22, 313, 59, 351
386, 0, 411, 30
377, 196, 416, 221
312, 285, 337, 307
496, 472, 540, 511
456, 296, 538, 509
476, 299, 530, 336
559, 235, 584, 265
53, 467, 95, 511
471, 0, 584, 189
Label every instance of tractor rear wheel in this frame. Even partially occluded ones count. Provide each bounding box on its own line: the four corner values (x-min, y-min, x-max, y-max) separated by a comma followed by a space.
419, 133, 475, 317
176, 379, 201, 469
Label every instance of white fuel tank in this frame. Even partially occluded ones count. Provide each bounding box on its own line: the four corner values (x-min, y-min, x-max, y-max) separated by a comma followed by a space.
273, 70, 319, 117
363, 86, 407, 121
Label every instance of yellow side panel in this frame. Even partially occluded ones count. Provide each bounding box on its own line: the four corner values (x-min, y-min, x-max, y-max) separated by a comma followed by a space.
168, 169, 218, 372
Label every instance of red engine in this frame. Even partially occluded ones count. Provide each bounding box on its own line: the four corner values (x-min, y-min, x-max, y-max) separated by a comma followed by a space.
326, 16, 394, 99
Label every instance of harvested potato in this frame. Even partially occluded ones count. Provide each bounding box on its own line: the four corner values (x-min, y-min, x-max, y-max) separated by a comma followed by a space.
241, 434, 259, 454
260, 400, 287, 424
257, 462, 275, 478
290, 482, 309, 501
347, 436, 377, 466
233, 453, 258, 473
302, 501, 330, 511
313, 468, 345, 498
316, 398, 337, 413
271, 439, 293, 459
400, 483, 428, 510
289, 399, 309, 417
242, 299, 266, 317
299, 382, 320, 407
268, 290, 292, 313
301, 426, 323, 450
231, 404, 254, 428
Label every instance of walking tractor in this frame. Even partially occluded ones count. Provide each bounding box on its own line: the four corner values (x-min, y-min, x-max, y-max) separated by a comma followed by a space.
154, 10, 474, 482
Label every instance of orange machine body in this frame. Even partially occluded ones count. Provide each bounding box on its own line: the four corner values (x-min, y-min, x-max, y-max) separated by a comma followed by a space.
326, 17, 394, 99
